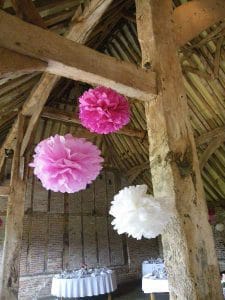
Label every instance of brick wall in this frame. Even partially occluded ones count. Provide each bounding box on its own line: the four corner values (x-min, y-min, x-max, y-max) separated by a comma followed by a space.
213, 208, 225, 271
1, 165, 223, 299
0, 168, 159, 299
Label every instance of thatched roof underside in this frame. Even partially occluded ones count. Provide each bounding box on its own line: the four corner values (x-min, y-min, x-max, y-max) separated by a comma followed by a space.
1, 0, 225, 206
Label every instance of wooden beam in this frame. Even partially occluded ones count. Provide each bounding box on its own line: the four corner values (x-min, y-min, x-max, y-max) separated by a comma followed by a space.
200, 135, 225, 171
196, 126, 225, 146
136, 1, 222, 299
1, 0, 224, 74
0, 0, 5, 8
0, 114, 26, 300
126, 161, 149, 183
0, 4, 115, 298
0, 10, 157, 101
1, 0, 224, 77
11, 0, 47, 28
173, 0, 225, 47
0, 0, 47, 78
0, 48, 47, 78
42, 107, 146, 139
0, 186, 10, 197
0, 0, 115, 165
19, 0, 115, 157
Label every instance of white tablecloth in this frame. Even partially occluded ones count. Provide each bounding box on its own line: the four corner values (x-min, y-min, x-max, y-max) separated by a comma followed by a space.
142, 275, 169, 293
51, 272, 117, 298
142, 262, 165, 276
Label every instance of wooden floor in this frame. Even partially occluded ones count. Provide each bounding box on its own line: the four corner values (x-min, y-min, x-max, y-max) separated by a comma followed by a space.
41, 281, 169, 300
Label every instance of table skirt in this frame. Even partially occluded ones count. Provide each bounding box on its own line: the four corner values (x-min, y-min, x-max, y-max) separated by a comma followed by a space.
142, 277, 169, 293
51, 272, 117, 298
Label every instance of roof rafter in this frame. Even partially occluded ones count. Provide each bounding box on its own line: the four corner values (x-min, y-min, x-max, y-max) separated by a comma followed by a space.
200, 135, 225, 171
0, 0, 115, 169
196, 126, 225, 146
1, 0, 224, 78
11, 0, 47, 28
42, 106, 146, 139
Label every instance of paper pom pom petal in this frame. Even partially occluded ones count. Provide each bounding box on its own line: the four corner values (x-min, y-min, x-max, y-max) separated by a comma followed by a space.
79, 86, 130, 134
30, 134, 103, 193
109, 185, 174, 240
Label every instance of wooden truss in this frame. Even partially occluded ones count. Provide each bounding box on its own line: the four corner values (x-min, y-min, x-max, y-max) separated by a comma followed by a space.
0, 0, 224, 299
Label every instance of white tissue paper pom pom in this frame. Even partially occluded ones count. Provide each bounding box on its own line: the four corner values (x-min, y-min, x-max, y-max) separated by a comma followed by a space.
109, 184, 174, 240
215, 223, 225, 232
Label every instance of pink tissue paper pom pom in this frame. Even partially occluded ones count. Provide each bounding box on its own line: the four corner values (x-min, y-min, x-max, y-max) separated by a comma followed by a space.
29, 134, 103, 193
79, 86, 130, 134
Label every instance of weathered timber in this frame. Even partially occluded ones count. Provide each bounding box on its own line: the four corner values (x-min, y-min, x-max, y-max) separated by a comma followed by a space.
0, 10, 157, 101
0, 186, 10, 197
136, 1, 222, 299
19, 0, 115, 156
11, 0, 47, 28
0, 0, 115, 163
0, 2, 115, 298
173, 0, 225, 47
200, 135, 225, 171
42, 107, 146, 140
0, 48, 46, 78
2, 0, 225, 73
196, 126, 225, 146
126, 161, 150, 183
0, 114, 26, 300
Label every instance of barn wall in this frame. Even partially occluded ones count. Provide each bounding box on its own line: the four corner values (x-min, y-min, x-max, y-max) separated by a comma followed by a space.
0, 164, 224, 299
213, 208, 225, 272
0, 168, 159, 299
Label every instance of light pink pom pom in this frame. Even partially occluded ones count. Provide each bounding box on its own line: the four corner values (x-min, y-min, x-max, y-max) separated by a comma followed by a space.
29, 134, 103, 193
79, 86, 130, 134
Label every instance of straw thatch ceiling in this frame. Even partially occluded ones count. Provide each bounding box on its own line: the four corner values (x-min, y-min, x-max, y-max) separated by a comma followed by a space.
1, 0, 225, 207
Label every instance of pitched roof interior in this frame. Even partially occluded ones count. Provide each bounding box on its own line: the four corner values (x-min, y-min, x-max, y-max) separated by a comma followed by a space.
1, 0, 225, 206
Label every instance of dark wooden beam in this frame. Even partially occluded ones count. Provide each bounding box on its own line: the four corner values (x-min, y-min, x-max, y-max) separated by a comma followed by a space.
11, 0, 47, 28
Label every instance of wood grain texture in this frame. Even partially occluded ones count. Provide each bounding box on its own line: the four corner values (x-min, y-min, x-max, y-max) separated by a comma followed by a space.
173, 0, 225, 47
11, 0, 47, 28
0, 48, 46, 78
0, 114, 26, 300
136, 1, 223, 299
0, 10, 157, 100
42, 106, 146, 139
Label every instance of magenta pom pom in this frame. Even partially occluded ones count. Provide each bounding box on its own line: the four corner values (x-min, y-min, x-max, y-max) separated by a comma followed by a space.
79, 86, 130, 134
29, 134, 103, 193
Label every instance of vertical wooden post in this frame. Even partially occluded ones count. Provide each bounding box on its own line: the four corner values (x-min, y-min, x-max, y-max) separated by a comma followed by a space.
0, 114, 26, 300
136, 1, 223, 299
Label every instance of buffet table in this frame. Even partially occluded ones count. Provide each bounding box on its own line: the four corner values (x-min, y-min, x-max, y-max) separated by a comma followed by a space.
51, 270, 117, 299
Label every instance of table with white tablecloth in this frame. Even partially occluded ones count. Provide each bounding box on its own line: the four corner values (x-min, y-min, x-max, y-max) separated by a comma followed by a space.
142, 274, 169, 300
142, 274, 169, 293
142, 261, 165, 276
51, 271, 117, 299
